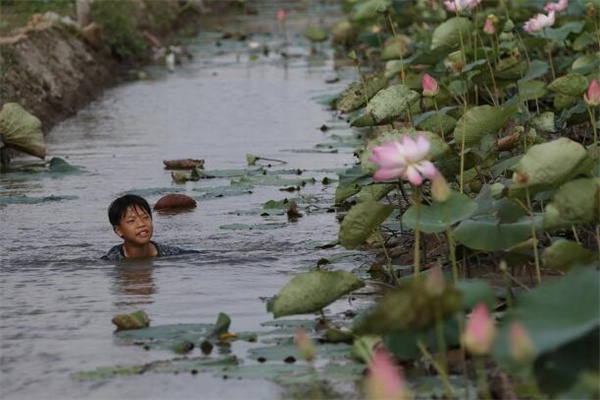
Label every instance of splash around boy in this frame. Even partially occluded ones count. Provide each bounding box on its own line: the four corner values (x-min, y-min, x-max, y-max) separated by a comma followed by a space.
101, 194, 199, 261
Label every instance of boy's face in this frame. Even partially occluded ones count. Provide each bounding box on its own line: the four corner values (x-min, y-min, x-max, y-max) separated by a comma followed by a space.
114, 206, 154, 246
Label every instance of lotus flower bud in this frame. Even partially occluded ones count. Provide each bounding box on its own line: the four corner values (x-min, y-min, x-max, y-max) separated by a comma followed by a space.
584, 79, 600, 107
431, 173, 451, 203
422, 73, 439, 97
509, 321, 535, 363
462, 303, 496, 356
425, 266, 445, 296
277, 9, 287, 25
366, 348, 412, 400
294, 328, 315, 362
483, 16, 496, 35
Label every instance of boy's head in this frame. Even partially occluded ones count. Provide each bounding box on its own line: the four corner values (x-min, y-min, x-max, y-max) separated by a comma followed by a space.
108, 195, 154, 245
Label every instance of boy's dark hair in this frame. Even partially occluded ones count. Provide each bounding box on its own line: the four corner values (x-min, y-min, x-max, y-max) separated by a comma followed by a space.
108, 194, 152, 227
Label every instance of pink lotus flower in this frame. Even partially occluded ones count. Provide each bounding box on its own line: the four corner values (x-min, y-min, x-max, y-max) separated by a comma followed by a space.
277, 9, 287, 25
509, 321, 535, 363
584, 79, 600, 106
544, 0, 568, 12
425, 266, 445, 296
443, 0, 481, 12
294, 328, 315, 362
483, 18, 496, 35
422, 73, 439, 97
370, 134, 438, 186
462, 303, 496, 356
523, 11, 555, 33
366, 348, 411, 400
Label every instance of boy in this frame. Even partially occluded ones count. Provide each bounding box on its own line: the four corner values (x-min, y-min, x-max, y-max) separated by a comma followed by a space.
101, 194, 199, 260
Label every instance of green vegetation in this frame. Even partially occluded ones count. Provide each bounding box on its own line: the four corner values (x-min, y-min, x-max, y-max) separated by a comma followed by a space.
0, 0, 75, 35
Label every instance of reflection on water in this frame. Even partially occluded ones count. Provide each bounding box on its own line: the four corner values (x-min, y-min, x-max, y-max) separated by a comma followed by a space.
112, 261, 157, 305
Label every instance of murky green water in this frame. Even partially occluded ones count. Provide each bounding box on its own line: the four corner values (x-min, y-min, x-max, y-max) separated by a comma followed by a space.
0, 6, 371, 399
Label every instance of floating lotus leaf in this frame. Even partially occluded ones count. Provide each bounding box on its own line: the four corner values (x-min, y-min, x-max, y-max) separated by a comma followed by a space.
518, 80, 547, 101
335, 165, 369, 203
351, 84, 419, 127
402, 192, 477, 234
548, 73, 589, 97
543, 178, 600, 230
542, 240, 596, 271
339, 201, 394, 249
303, 26, 328, 43
431, 17, 472, 50
193, 184, 254, 199
493, 268, 599, 381
120, 187, 184, 197
354, 279, 462, 335
0, 195, 78, 205
453, 106, 515, 148
361, 129, 450, 174
195, 167, 264, 179
219, 222, 287, 230
112, 310, 150, 331
163, 158, 204, 170
248, 343, 351, 362
270, 270, 365, 318
48, 157, 81, 173
508, 138, 592, 198
233, 175, 315, 187
350, 335, 380, 363
349, 0, 391, 22
415, 113, 457, 137
335, 74, 387, 113
453, 215, 541, 252
381, 35, 410, 61
0, 103, 46, 159
154, 194, 197, 210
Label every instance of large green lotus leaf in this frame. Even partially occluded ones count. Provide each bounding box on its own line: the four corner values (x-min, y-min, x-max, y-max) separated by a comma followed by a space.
455, 279, 495, 310
518, 60, 549, 83
572, 32, 597, 51
48, 157, 81, 173
384, 316, 460, 359
554, 93, 579, 111
0, 103, 46, 159
453, 215, 540, 251
571, 53, 600, 74
335, 74, 388, 113
335, 165, 369, 203
548, 73, 589, 96
493, 268, 600, 381
543, 21, 585, 42
354, 279, 462, 335
339, 201, 394, 249
270, 270, 365, 318
431, 17, 472, 50
351, 84, 419, 126
542, 240, 596, 272
453, 106, 515, 148
303, 26, 328, 42
518, 80, 547, 101
542, 178, 600, 230
349, 0, 391, 22
360, 128, 450, 174
402, 192, 477, 234
381, 36, 410, 61
73, 356, 238, 380
357, 183, 395, 203
509, 138, 592, 198
415, 113, 457, 137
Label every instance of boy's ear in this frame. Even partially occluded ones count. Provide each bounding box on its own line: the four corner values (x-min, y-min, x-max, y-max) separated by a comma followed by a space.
113, 225, 123, 238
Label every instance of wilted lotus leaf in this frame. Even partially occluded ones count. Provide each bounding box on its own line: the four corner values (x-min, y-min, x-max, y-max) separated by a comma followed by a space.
351, 84, 419, 127
453, 106, 515, 148
154, 193, 197, 210
163, 159, 205, 170
303, 26, 328, 43
354, 279, 462, 335
543, 178, 600, 230
331, 19, 357, 46
542, 240, 596, 271
431, 17, 472, 50
530, 112, 556, 132
335, 73, 387, 113
112, 310, 150, 331
339, 201, 394, 249
548, 73, 589, 96
0, 103, 46, 159
171, 170, 199, 183
381, 35, 410, 61
269, 270, 365, 318
508, 138, 592, 198
349, 0, 391, 22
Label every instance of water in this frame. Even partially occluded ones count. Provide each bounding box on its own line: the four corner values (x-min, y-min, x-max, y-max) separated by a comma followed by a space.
0, 9, 370, 400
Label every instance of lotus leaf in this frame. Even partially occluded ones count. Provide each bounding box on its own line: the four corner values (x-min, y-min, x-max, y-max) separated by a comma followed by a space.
518, 60, 550, 83
154, 194, 197, 210
303, 26, 328, 43
509, 138, 592, 198
548, 73, 589, 97
0, 195, 78, 205
163, 159, 204, 170
248, 343, 351, 362
193, 185, 253, 199
530, 111, 556, 132
571, 53, 600, 74
357, 184, 395, 203
453, 106, 516, 148
350, 335, 380, 363
543, 21, 585, 42
351, 84, 419, 127
453, 215, 540, 252
415, 113, 457, 136
111, 310, 150, 331
349, 0, 391, 22
542, 178, 600, 230
542, 239, 596, 271
518, 80, 547, 101
402, 192, 477, 234
381, 36, 410, 61
335, 74, 387, 113
331, 19, 357, 46
431, 17, 472, 50
339, 201, 394, 249
0, 103, 46, 159
48, 157, 81, 173
219, 222, 287, 230
270, 270, 365, 318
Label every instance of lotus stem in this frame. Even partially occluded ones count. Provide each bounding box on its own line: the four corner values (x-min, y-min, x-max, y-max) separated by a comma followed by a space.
456, 313, 471, 399
476, 32, 499, 107
546, 44, 556, 81
525, 187, 542, 284
413, 185, 422, 277
377, 231, 399, 286
499, 261, 513, 309
475, 356, 492, 400
587, 106, 598, 149
434, 302, 449, 384
417, 341, 455, 398
459, 103, 468, 193
572, 225, 581, 244
446, 225, 459, 283
433, 99, 445, 140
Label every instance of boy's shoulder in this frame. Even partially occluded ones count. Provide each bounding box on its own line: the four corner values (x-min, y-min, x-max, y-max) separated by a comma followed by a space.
154, 242, 201, 257
100, 244, 125, 261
